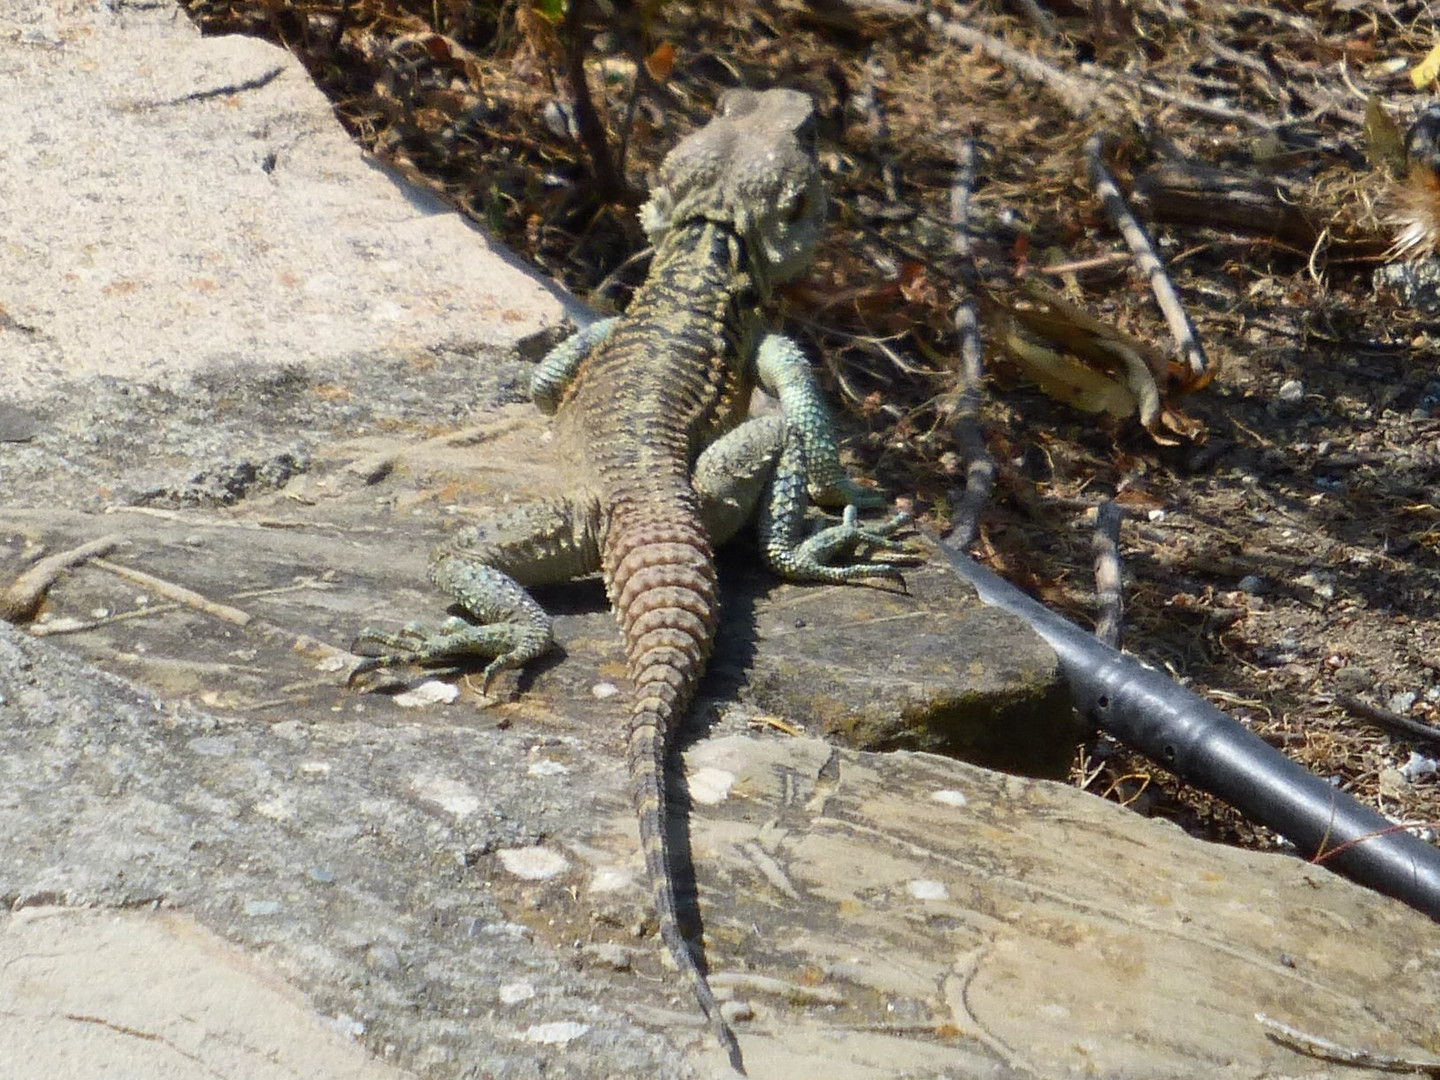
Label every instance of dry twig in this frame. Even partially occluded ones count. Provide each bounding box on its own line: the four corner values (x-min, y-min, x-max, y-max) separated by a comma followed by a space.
28, 602, 183, 637
1256, 1013, 1440, 1075
1, 534, 128, 623
94, 558, 353, 666
1085, 133, 1209, 378
562, 0, 639, 204
856, 48, 899, 203
925, 10, 1125, 121
944, 138, 996, 550
1334, 693, 1440, 749
93, 558, 253, 627
1091, 499, 1124, 649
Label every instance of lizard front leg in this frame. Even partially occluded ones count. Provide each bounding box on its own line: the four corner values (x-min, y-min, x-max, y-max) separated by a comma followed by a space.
351, 493, 603, 690
530, 318, 618, 415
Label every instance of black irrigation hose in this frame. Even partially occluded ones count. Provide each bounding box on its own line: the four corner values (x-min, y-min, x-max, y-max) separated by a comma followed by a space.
936, 540, 1440, 922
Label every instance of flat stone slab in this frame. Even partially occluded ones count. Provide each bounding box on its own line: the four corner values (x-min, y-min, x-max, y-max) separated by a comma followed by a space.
743, 562, 1077, 777
0, 0, 572, 403
2, 623, 1438, 1080
0, 907, 416, 1080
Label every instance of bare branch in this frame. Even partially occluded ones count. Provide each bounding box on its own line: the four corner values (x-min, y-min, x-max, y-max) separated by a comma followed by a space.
925, 11, 1126, 121
562, 0, 640, 205
1085, 133, 1210, 378
1334, 693, 1440, 749
1091, 499, 1125, 649
1256, 1013, 1440, 1075
943, 138, 996, 550
1, 535, 128, 624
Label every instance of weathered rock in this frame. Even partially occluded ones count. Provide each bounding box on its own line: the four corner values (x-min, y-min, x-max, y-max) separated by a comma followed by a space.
0, 0, 574, 404
741, 562, 1077, 778
3, 623, 1439, 1080
0, 621, 698, 1078
5, 2, 1440, 1079
0, 906, 415, 1080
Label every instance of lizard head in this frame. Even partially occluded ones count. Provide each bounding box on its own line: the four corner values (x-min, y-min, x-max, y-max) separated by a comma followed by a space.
640, 88, 825, 292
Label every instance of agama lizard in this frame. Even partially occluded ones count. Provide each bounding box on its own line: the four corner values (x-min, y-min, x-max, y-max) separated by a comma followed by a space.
353, 88, 914, 1072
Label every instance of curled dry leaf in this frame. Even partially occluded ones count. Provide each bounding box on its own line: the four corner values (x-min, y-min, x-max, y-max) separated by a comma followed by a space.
984, 279, 1207, 445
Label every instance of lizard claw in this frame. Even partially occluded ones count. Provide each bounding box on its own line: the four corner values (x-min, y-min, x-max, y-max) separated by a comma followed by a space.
346, 615, 550, 690
346, 655, 388, 686
767, 505, 923, 587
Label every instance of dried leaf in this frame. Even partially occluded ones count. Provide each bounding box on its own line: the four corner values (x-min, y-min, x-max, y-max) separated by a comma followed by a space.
985, 281, 1206, 443
1365, 96, 1408, 177
1412, 42, 1440, 90
645, 41, 676, 83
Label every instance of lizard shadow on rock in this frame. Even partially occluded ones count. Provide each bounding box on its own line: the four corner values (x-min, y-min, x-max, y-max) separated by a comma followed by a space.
701, 546, 769, 714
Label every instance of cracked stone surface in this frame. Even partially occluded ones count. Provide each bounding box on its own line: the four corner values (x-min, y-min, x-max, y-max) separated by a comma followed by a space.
4, 2, 1440, 1079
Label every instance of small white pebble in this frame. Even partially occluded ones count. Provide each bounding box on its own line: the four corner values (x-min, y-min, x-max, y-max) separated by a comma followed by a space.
498, 981, 536, 1005
498, 845, 569, 880
930, 789, 968, 808
590, 681, 621, 700
413, 776, 480, 817
394, 680, 459, 708
588, 865, 635, 894
582, 943, 633, 971
687, 766, 736, 806
521, 1021, 589, 1045
907, 879, 949, 901
326, 1014, 366, 1039
527, 759, 569, 777
1147, 509, 1165, 522
1400, 752, 1438, 783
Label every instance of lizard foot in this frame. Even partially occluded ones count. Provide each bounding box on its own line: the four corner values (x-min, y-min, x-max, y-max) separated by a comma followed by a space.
348, 615, 550, 693
773, 507, 923, 589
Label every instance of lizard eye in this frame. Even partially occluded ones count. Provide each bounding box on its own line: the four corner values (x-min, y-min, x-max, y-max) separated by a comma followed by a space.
786, 192, 811, 223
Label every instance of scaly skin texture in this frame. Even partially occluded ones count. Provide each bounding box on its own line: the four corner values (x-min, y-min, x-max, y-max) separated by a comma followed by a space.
353, 89, 915, 1072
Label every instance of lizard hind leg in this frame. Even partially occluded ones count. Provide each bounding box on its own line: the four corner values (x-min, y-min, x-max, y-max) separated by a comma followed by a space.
761, 425, 920, 588
350, 494, 603, 692
693, 413, 918, 587
349, 567, 554, 693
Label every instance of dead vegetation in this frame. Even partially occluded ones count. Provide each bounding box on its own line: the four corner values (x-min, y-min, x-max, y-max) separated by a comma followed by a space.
178, 0, 1440, 852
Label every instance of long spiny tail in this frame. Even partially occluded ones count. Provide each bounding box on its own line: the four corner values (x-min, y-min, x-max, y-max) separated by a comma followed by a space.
606, 502, 745, 1072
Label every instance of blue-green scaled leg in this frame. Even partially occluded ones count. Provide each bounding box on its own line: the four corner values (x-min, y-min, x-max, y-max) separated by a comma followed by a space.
531, 318, 618, 415
351, 494, 602, 690
693, 415, 915, 585
754, 333, 885, 510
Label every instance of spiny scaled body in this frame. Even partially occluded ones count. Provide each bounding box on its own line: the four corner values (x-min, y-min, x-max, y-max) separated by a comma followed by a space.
354, 88, 914, 1073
